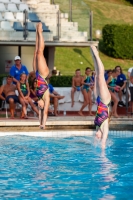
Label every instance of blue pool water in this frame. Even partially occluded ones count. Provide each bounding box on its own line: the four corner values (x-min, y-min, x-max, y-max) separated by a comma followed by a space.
0, 135, 133, 199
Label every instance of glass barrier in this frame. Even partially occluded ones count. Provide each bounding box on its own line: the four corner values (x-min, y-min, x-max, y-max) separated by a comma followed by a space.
52, 0, 91, 40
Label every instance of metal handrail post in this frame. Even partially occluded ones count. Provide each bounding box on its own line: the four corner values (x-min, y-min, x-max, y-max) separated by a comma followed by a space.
23, 9, 28, 40
89, 11, 93, 41
69, 0, 72, 22
57, 10, 61, 40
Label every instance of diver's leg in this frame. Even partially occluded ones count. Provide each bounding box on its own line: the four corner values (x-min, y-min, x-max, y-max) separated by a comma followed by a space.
90, 46, 111, 104
39, 108, 44, 127
33, 24, 39, 72
110, 92, 119, 117
36, 23, 49, 78
88, 90, 93, 115
78, 89, 88, 116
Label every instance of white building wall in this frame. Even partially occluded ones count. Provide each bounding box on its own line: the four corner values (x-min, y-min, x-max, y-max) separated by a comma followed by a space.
0, 46, 55, 75
21, 46, 35, 73
0, 46, 18, 74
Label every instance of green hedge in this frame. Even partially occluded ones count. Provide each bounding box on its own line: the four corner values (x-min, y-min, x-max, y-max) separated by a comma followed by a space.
50, 75, 73, 87
126, 0, 133, 4
0, 75, 73, 87
102, 24, 133, 59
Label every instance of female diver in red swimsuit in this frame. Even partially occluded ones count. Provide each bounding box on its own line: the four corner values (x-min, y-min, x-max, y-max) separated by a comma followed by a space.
90, 46, 111, 149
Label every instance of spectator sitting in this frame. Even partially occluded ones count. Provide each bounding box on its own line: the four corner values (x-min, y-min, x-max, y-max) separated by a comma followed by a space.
0, 75, 19, 119
10, 56, 29, 84
52, 69, 57, 76
29, 71, 36, 87
30, 78, 38, 103
48, 82, 64, 116
115, 66, 126, 107
128, 67, 133, 114
71, 69, 83, 107
107, 69, 121, 117
105, 69, 112, 81
17, 73, 39, 119
91, 70, 95, 83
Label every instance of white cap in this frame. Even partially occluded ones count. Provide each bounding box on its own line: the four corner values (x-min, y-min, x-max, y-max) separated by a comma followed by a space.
14, 56, 21, 60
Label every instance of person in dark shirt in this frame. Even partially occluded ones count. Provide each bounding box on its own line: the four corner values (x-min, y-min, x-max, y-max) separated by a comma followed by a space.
115, 66, 127, 107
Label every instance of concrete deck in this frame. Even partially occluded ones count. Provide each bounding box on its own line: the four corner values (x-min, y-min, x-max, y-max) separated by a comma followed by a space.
0, 116, 132, 132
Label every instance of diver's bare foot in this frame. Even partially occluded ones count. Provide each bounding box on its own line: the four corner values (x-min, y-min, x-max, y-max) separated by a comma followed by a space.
71, 101, 74, 107
40, 125, 45, 130
101, 144, 106, 149
58, 96, 65, 100
37, 22, 43, 32
78, 111, 84, 116
90, 45, 99, 55
113, 113, 119, 118
89, 112, 94, 116
10, 115, 14, 119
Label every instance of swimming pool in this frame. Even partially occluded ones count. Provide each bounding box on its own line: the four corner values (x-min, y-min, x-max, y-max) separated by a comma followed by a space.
0, 135, 133, 199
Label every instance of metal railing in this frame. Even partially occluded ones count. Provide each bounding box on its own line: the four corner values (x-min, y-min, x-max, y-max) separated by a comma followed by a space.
22, 1, 93, 41
52, 0, 92, 40
23, 9, 28, 40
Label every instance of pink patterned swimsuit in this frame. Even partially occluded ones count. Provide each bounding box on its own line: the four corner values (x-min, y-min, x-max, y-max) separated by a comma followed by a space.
36, 70, 48, 99
94, 96, 110, 128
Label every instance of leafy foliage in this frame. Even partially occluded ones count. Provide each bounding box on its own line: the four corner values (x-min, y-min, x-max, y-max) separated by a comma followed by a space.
103, 24, 133, 59
126, 0, 133, 4
50, 76, 73, 87
0, 75, 8, 86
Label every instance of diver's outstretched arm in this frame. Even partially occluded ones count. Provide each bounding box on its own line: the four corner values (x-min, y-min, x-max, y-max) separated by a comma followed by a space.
101, 120, 109, 149
93, 75, 98, 99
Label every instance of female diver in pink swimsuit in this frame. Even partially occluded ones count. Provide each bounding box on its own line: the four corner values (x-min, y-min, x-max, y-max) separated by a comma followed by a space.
33, 23, 49, 129
90, 46, 111, 149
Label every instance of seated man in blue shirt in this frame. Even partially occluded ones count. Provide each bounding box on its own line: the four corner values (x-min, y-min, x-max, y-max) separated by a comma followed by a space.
10, 56, 29, 84
48, 83, 64, 116
115, 66, 127, 107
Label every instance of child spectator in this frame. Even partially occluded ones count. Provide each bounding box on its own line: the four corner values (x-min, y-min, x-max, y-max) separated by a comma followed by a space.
17, 73, 39, 119
30, 78, 38, 103
105, 69, 112, 81
71, 69, 83, 107
78, 67, 93, 116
